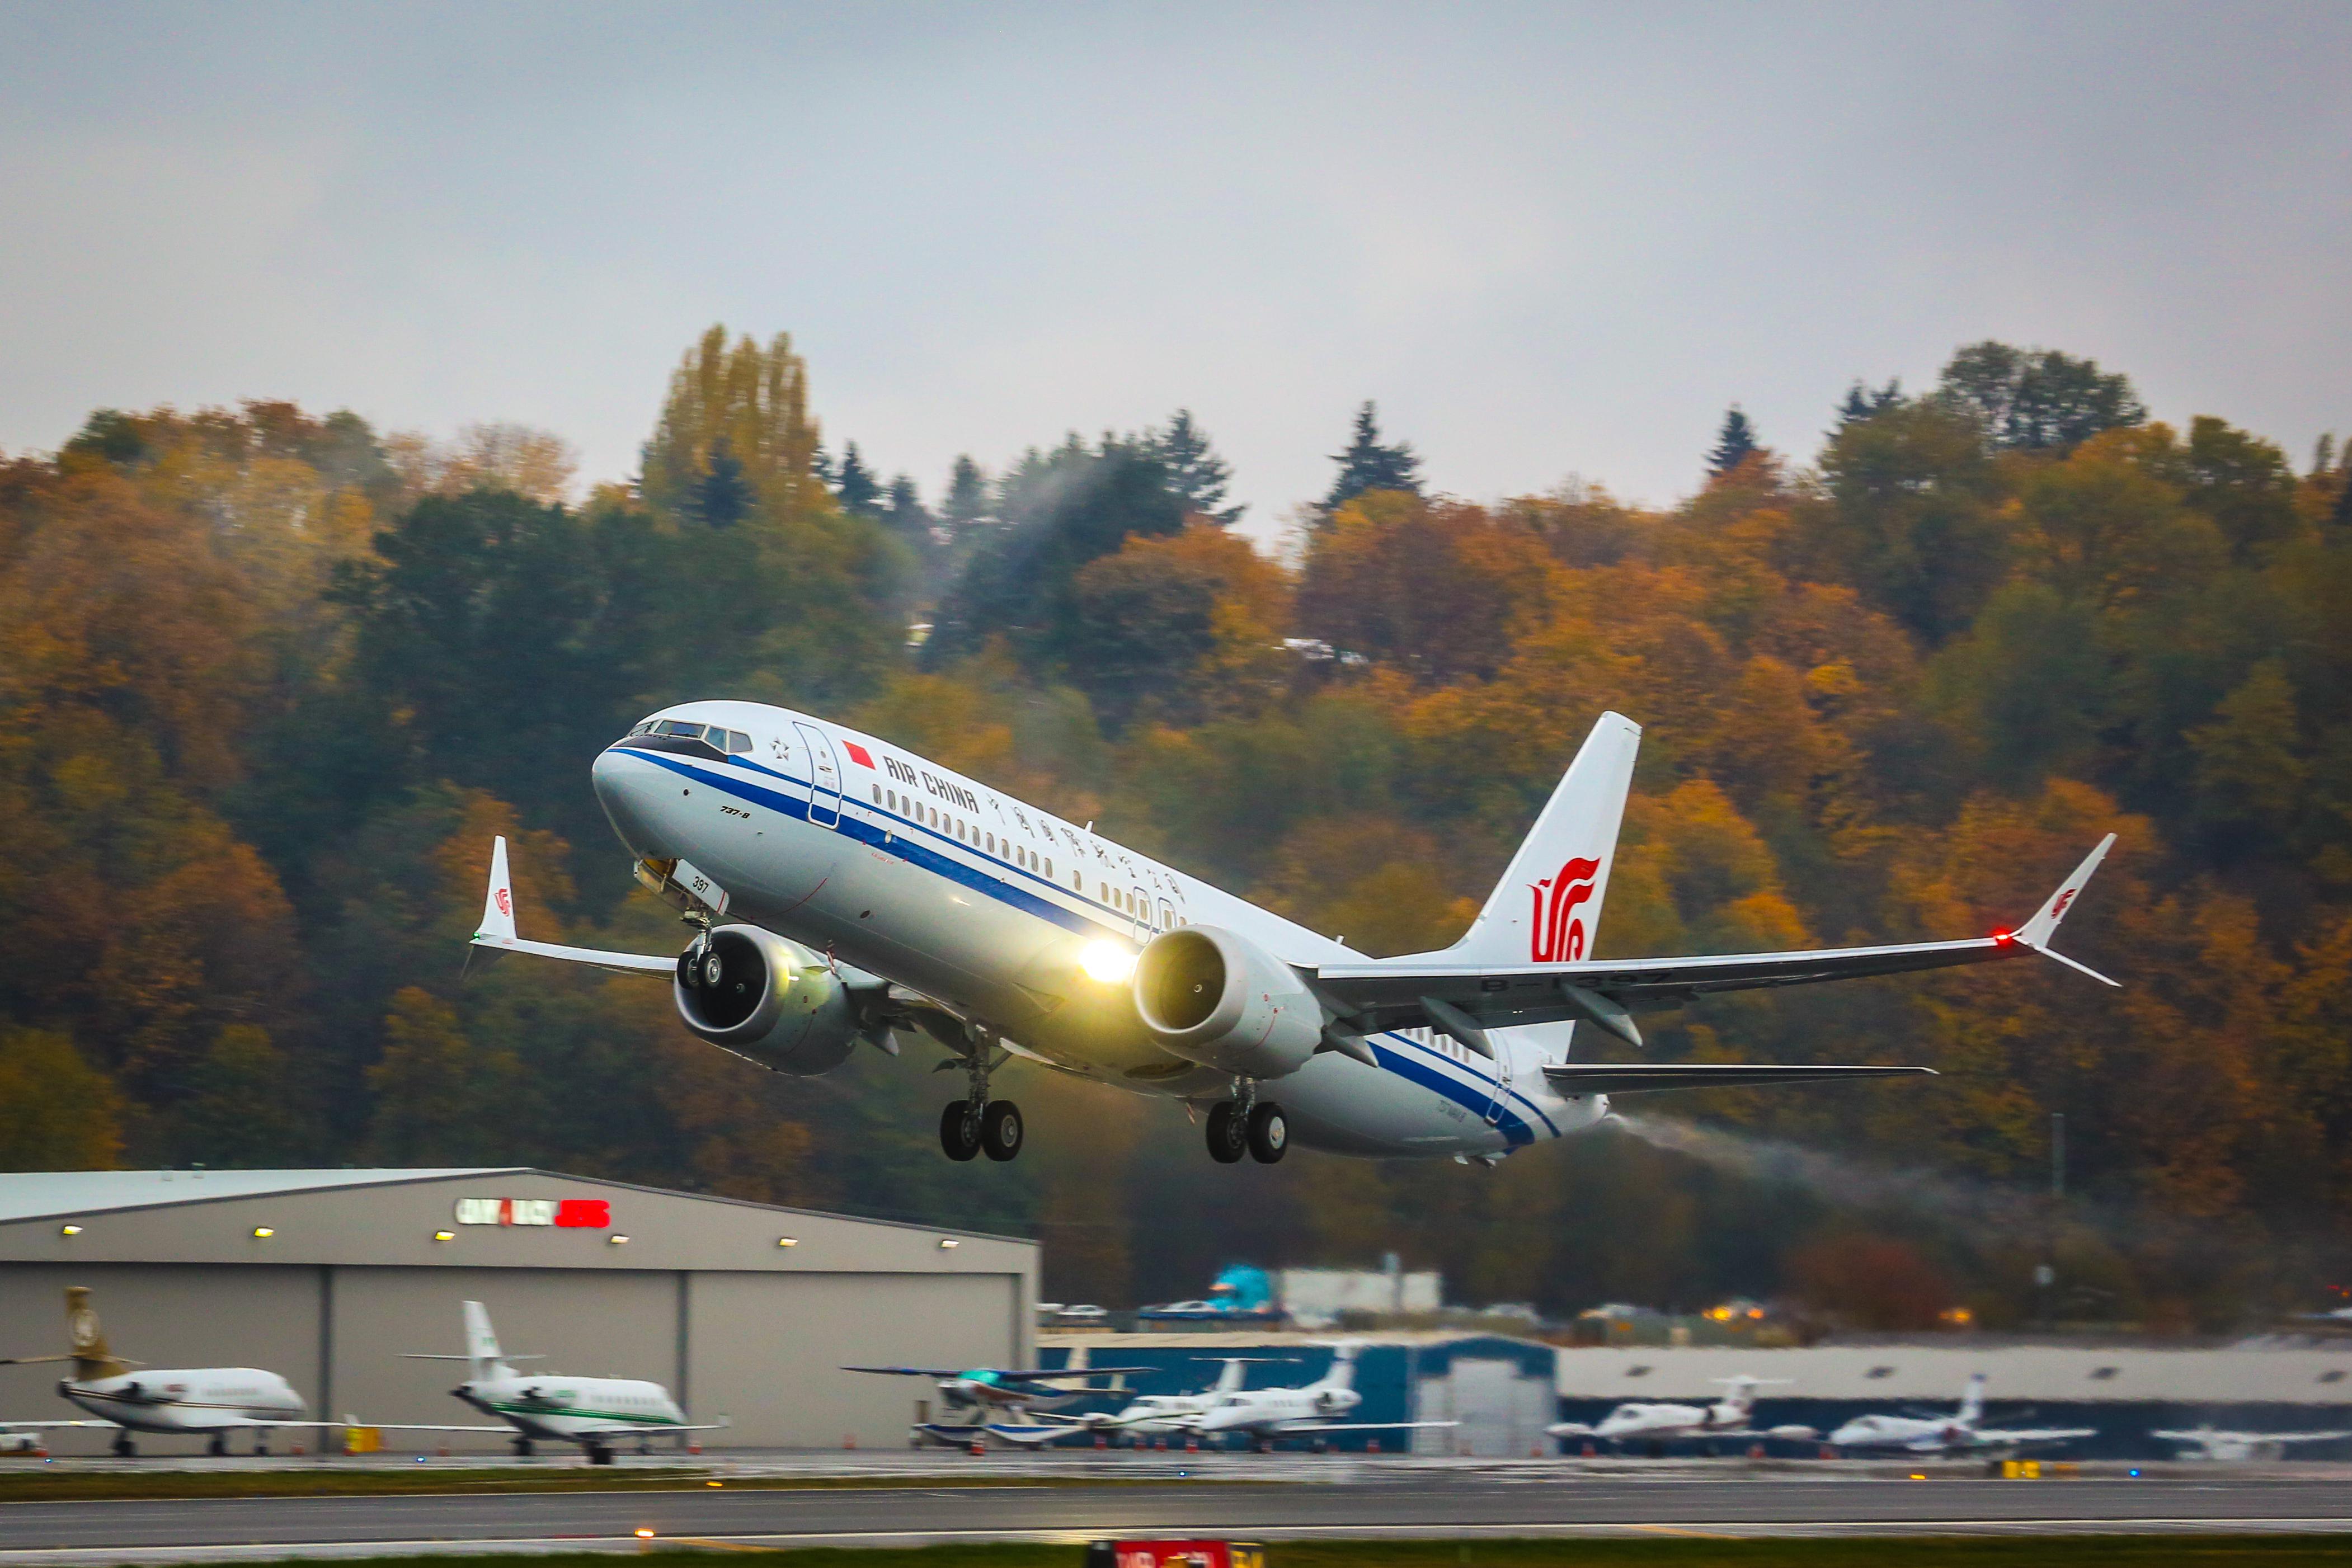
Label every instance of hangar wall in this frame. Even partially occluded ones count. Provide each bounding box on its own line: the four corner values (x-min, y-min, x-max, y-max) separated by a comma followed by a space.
0, 1170, 1036, 1453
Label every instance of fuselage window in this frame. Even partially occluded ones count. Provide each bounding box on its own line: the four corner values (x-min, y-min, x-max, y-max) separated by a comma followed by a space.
986, 833, 995, 854
873, 785, 882, 803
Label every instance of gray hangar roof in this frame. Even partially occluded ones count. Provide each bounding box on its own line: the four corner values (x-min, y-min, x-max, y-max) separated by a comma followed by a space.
0, 1169, 1035, 1277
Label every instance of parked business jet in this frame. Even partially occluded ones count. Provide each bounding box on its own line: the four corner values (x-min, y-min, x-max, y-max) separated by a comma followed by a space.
1084, 1358, 1295, 1443
1183, 1344, 1452, 1450
401, 1301, 727, 1463
0, 1288, 336, 1456
1827, 1374, 2095, 1456
472, 703, 2116, 1163
843, 1354, 1153, 1419
1549, 1376, 1813, 1450
2152, 1423, 2352, 1461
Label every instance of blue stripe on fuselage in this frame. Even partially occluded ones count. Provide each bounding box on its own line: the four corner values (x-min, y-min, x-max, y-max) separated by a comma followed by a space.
611, 743, 1559, 1143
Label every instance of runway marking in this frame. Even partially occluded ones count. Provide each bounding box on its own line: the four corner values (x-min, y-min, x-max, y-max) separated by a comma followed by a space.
1625, 1524, 1738, 1539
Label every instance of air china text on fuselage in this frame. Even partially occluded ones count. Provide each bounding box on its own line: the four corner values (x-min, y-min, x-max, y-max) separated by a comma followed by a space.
471, 704, 2119, 1165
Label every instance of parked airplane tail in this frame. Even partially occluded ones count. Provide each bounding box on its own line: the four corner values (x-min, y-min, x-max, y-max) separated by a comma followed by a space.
1959, 1373, 1987, 1424
1315, 1342, 1361, 1392
1440, 712, 1640, 969
1710, 1375, 1789, 1416
463, 1301, 513, 1382
63, 1287, 129, 1381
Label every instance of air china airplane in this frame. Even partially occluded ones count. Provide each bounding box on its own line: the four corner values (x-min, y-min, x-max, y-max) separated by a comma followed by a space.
473, 703, 2117, 1164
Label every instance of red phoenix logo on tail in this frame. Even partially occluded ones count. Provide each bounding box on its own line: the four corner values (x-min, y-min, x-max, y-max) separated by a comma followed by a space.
495, 887, 512, 916
1530, 856, 1601, 962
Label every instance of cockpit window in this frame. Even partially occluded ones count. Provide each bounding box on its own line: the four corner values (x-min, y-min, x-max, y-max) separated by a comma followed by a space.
656, 720, 704, 738
629, 720, 657, 736
723, 729, 754, 754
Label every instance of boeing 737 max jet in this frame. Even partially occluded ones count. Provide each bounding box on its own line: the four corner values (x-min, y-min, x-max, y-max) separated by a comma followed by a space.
472, 704, 2116, 1164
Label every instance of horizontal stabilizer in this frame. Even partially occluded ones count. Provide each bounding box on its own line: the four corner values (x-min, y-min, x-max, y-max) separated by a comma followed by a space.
1544, 1063, 1934, 1095
470, 836, 677, 976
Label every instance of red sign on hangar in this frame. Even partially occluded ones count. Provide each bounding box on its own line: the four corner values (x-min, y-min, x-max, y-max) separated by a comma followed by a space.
452, 1197, 610, 1228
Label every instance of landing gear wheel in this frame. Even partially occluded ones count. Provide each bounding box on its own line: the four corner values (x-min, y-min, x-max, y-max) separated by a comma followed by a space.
939, 1101, 981, 1161
512, 1437, 535, 1458
589, 1443, 614, 1466
208, 1434, 227, 1457
111, 1433, 135, 1458
1246, 1101, 1288, 1164
980, 1100, 1024, 1162
1205, 1101, 1247, 1163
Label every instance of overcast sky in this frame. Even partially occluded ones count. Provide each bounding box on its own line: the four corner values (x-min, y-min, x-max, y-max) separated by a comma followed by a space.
3, 2, 2346, 528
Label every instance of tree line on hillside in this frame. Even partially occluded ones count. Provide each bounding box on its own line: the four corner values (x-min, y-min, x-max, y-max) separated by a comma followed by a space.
2, 324, 2348, 1332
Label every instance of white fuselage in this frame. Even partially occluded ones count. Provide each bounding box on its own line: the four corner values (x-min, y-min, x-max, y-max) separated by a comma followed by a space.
1192, 1383, 1358, 1437
1826, 1412, 1975, 1453
457, 1374, 686, 1444
1586, 1398, 1751, 1442
61, 1369, 305, 1434
594, 702, 1611, 1157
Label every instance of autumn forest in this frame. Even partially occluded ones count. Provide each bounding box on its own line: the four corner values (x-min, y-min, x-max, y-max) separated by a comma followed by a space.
3, 327, 2348, 1331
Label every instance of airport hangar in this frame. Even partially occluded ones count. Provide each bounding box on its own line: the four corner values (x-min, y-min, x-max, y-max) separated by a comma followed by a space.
0, 1169, 1037, 1454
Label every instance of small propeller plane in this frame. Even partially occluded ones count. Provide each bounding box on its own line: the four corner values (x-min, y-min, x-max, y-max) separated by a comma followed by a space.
844, 1353, 1154, 1448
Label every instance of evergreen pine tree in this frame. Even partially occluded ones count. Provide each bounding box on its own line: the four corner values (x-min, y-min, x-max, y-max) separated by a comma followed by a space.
881, 474, 930, 539
811, 441, 836, 488
690, 438, 755, 527
942, 455, 989, 528
1323, 401, 1422, 513
1151, 409, 1243, 524
835, 442, 880, 516
1707, 406, 1762, 477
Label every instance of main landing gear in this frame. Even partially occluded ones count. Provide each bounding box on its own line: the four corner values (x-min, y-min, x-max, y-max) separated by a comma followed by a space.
939, 1040, 1022, 1161
111, 1432, 136, 1458
1206, 1083, 1287, 1165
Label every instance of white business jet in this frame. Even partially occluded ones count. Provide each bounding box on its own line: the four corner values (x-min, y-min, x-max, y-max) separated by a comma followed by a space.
1827, 1373, 2095, 1456
0, 1287, 340, 1457
1549, 1376, 1812, 1451
401, 1301, 727, 1463
2151, 1424, 2352, 1461
470, 704, 2117, 1164
1083, 1358, 1295, 1443
1184, 1343, 1452, 1450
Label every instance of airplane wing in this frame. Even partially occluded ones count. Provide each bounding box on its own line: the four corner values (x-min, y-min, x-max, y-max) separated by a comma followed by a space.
564, 1421, 732, 1438
1268, 1420, 1460, 1434
2155, 1428, 2352, 1445
470, 837, 678, 976
0, 1420, 117, 1431
842, 1365, 970, 1379
1973, 1426, 2097, 1447
987, 1368, 1158, 1382
1314, 837, 2116, 1050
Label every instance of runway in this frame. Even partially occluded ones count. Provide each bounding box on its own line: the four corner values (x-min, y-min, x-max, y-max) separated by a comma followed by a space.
2, 1458, 2351, 1561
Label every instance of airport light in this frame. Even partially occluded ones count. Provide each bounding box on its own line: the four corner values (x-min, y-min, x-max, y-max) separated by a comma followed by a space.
252, 1227, 275, 1239
59, 1225, 80, 1237
609, 1234, 631, 1245
432, 1230, 456, 1242
938, 1237, 960, 1250
777, 1236, 798, 1248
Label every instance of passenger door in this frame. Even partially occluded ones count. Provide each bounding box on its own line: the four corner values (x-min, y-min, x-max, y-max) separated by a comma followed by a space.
792, 722, 844, 827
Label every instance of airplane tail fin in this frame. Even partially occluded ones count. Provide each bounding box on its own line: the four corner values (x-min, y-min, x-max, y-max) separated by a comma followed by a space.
1315, 1343, 1361, 1392
1215, 1358, 1249, 1394
1436, 713, 1641, 970
64, 1287, 128, 1381
1959, 1372, 1986, 1424
463, 1301, 512, 1382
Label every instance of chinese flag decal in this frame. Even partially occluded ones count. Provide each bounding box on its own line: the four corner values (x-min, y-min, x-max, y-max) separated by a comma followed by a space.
843, 742, 876, 769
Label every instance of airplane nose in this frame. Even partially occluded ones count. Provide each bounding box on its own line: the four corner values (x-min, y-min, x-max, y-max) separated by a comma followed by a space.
592, 746, 664, 857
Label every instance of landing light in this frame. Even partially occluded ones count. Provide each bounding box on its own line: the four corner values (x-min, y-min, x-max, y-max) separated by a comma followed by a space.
1079, 941, 1138, 985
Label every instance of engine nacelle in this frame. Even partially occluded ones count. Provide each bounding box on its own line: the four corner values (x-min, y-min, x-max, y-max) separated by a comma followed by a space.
1132, 925, 1327, 1080
674, 924, 859, 1076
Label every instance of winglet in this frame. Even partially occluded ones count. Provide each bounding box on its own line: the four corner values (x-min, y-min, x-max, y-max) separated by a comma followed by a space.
478, 837, 518, 943
2013, 834, 2119, 986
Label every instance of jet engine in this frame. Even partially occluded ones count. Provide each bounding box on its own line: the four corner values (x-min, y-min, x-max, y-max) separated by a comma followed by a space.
674, 924, 859, 1075
1132, 925, 1328, 1080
